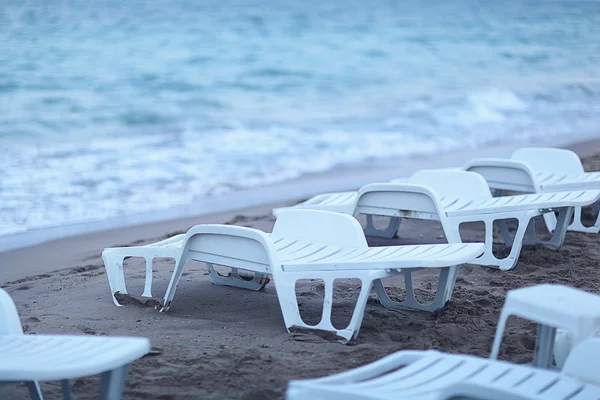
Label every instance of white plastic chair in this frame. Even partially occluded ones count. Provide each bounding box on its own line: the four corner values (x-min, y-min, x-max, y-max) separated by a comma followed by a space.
157, 209, 485, 342
0, 289, 151, 400
286, 337, 600, 400
466, 147, 600, 234
274, 170, 600, 270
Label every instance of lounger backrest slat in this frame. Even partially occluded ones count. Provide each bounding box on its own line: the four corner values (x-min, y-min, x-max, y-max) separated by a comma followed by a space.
354, 183, 443, 221
513, 147, 584, 175
273, 209, 368, 248
0, 289, 24, 335
177, 226, 275, 274
409, 170, 492, 200
465, 158, 540, 193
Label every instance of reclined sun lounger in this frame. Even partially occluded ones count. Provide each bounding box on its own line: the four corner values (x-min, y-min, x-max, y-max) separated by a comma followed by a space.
104, 210, 484, 342
0, 289, 150, 400
465, 147, 600, 233
286, 338, 600, 400
273, 170, 600, 270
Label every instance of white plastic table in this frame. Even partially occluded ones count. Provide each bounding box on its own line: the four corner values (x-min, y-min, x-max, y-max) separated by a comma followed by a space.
490, 284, 600, 368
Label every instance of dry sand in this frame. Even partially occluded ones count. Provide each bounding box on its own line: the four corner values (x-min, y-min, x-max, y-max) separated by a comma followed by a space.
2, 147, 600, 399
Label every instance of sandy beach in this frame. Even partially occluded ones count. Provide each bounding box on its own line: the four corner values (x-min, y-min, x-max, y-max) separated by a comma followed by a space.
2, 142, 600, 399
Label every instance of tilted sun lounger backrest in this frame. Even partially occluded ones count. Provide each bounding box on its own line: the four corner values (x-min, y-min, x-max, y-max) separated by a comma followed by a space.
512, 147, 585, 175
174, 225, 278, 280
464, 158, 541, 193
0, 289, 23, 335
354, 182, 446, 222
409, 170, 492, 200
272, 209, 368, 248
562, 337, 600, 386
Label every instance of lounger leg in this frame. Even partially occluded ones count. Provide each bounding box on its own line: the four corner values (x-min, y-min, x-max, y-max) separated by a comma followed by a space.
272, 277, 304, 332
99, 365, 129, 400
346, 279, 375, 341
448, 215, 528, 270
102, 253, 128, 307
593, 204, 600, 231
276, 274, 381, 343
497, 217, 529, 270
207, 264, 269, 291
363, 215, 401, 239
552, 204, 600, 234
478, 216, 530, 271
26, 381, 43, 400
318, 277, 377, 342
522, 217, 539, 246
489, 310, 509, 360
274, 275, 344, 339
61, 380, 71, 400
320, 277, 335, 331
545, 207, 572, 250
534, 325, 557, 369
373, 267, 458, 312
141, 257, 153, 298
542, 212, 558, 234
469, 217, 514, 269
566, 205, 600, 234
372, 272, 417, 310
442, 266, 460, 302
160, 257, 189, 312
497, 220, 515, 247
524, 209, 571, 249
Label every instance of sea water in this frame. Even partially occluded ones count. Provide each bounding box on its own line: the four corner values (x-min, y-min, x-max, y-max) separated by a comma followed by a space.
1, 0, 600, 236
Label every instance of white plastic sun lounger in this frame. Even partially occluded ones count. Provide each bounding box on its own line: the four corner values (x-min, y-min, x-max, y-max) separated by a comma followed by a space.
465, 147, 600, 234
0, 289, 150, 400
119, 210, 483, 342
286, 337, 600, 400
273, 170, 600, 270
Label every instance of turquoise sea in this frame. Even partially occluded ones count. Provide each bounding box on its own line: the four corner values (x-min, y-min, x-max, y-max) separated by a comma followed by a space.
1, 0, 600, 235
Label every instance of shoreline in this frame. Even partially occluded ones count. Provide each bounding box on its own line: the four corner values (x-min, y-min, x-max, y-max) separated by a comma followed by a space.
1, 137, 599, 285
1, 135, 595, 256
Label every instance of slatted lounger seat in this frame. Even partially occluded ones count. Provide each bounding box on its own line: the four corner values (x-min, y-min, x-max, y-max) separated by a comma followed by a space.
287, 284, 600, 399
273, 170, 600, 270
286, 338, 600, 400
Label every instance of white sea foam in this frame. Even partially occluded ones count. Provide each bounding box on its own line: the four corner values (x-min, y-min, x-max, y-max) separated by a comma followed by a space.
2, 0, 600, 237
